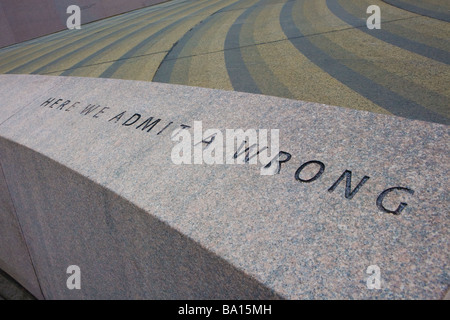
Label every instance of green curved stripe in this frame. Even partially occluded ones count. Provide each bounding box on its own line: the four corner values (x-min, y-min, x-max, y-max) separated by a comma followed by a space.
223, 0, 266, 94
281, 0, 448, 124
99, 0, 227, 78
56, 1, 204, 76
153, 0, 246, 83
326, 0, 450, 65
382, 0, 450, 22
4, 4, 179, 74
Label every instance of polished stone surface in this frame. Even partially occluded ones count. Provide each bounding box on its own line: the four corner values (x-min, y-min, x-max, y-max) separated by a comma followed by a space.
0, 74, 448, 299
0, 162, 43, 299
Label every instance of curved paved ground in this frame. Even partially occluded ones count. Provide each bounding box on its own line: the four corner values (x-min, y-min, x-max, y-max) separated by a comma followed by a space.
0, 0, 449, 124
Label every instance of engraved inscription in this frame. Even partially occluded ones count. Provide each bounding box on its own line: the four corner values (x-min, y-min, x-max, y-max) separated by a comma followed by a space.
39, 96, 416, 215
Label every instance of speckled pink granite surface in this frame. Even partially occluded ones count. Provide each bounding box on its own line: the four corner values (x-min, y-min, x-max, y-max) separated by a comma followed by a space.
0, 74, 448, 299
